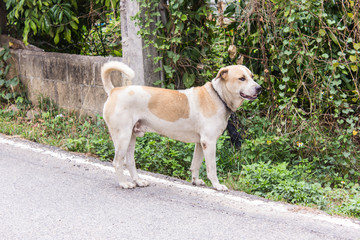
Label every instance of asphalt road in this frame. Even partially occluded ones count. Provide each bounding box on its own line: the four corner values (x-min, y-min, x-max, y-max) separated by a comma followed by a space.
0, 134, 359, 240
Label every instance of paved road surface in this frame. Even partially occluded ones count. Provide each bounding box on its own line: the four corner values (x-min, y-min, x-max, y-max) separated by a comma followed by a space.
0, 134, 359, 240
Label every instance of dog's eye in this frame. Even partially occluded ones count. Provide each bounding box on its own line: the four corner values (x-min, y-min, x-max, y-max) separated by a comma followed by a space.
239, 77, 246, 81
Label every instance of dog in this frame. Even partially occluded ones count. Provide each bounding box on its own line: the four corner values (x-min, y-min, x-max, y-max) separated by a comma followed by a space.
101, 61, 261, 191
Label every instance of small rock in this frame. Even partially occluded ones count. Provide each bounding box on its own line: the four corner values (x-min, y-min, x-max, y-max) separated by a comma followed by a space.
7, 104, 19, 113
26, 109, 40, 120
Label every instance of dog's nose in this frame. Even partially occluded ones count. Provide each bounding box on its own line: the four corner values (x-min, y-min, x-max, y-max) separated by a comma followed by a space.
255, 85, 262, 94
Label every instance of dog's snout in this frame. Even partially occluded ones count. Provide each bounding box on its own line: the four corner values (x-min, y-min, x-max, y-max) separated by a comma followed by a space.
255, 85, 262, 94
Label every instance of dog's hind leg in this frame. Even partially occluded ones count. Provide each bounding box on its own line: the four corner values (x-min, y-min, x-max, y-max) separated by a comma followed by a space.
112, 130, 136, 189
126, 134, 149, 187
190, 143, 206, 186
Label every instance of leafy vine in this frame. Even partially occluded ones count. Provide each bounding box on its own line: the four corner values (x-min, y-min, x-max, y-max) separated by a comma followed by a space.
133, 0, 223, 89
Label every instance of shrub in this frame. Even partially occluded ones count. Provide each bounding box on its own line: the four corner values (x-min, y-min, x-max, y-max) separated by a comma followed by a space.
234, 161, 326, 206
0, 46, 25, 105
134, 133, 194, 179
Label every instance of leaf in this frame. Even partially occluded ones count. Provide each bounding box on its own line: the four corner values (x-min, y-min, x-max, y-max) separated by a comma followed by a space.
332, 61, 339, 68
43, 16, 50, 32
23, 19, 31, 45
333, 80, 342, 86
25, 9, 30, 18
349, 55, 357, 62
113, 50, 122, 57
319, 29, 326, 36
183, 73, 195, 88
283, 26, 290, 33
180, 14, 187, 21
279, 84, 286, 90
329, 31, 339, 45
327, 19, 336, 26
283, 77, 290, 82
59, 10, 63, 22
167, 51, 180, 64
2, 50, 10, 61
354, 43, 360, 50
30, 20, 37, 35
72, 16, 79, 24
351, 65, 358, 72
163, 65, 174, 78
321, 53, 329, 59
54, 31, 60, 45
70, 21, 78, 30
4, 65, 10, 76
284, 50, 292, 56
58, 25, 64, 33
5, 93, 12, 100
64, 28, 71, 43
9, 77, 19, 87
63, 8, 73, 21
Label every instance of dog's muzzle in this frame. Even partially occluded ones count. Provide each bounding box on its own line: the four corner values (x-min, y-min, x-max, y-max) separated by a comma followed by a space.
240, 86, 262, 101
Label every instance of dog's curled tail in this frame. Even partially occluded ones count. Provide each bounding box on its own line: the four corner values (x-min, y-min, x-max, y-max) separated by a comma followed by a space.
101, 61, 135, 95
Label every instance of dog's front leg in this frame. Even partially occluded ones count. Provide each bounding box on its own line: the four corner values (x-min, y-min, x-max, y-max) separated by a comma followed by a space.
190, 143, 206, 186
201, 140, 229, 191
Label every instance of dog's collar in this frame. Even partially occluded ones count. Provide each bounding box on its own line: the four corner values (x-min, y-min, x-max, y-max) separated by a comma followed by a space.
210, 83, 233, 113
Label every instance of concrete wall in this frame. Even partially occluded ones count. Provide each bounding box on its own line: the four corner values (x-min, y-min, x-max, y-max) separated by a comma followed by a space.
10, 49, 128, 117
6, 1, 160, 117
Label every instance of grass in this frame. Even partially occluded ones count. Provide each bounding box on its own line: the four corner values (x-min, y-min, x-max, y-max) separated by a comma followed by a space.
0, 100, 359, 219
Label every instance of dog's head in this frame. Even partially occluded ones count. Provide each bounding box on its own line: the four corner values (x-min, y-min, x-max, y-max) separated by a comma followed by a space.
216, 65, 262, 101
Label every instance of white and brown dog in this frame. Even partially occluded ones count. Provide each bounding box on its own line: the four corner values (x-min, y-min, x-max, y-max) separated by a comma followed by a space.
101, 61, 261, 191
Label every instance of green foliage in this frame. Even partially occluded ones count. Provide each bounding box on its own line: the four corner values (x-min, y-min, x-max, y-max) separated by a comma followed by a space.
5, 0, 120, 53
221, 0, 360, 149
5, 0, 79, 45
134, 133, 194, 179
80, 13, 122, 56
134, 133, 241, 180
133, 0, 360, 184
134, 0, 223, 88
228, 160, 360, 216
235, 161, 325, 205
0, 46, 26, 105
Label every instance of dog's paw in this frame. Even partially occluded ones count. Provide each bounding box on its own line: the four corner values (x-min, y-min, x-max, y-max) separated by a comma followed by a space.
135, 179, 150, 187
192, 179, 206, 186
119, 181, 136, 189
214, 184, 229, 191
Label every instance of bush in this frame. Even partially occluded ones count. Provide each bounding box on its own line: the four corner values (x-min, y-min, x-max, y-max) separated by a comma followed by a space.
134, 133, 194, 179
234, 161, 323, 204
134, 0, 360, 183
0, 46, 25, 105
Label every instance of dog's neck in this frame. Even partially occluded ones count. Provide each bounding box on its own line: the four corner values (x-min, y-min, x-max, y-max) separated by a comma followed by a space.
211, 79, 242, 112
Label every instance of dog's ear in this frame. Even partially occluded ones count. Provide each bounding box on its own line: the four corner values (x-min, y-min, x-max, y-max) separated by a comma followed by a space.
216, 67, 228, 80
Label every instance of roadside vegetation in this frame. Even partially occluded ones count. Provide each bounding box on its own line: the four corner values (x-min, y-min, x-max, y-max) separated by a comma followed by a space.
1, 99, 359, 219
1, 0, 359, 219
